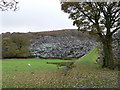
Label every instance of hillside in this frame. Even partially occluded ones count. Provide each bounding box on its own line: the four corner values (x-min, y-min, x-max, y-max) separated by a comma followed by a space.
1, 29, 119, 60
2, 29, 94, 43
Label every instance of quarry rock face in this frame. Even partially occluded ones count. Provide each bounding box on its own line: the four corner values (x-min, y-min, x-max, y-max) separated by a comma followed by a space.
30, 36, 96, 59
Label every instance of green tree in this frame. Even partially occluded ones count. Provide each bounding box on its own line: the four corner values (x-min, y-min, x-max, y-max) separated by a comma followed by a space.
11, 34, 30, 57
61, 2, 120, 69
2, 38, 17, 58
2, 34, 30, 58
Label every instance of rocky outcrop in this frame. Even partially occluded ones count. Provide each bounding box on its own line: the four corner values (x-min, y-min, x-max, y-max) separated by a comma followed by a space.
30, 36, 96, 59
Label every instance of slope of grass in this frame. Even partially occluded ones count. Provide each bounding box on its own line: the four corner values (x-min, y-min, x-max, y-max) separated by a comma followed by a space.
77, 47, 98, 66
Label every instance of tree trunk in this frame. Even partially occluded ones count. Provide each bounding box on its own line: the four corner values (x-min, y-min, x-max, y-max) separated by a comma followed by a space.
102, 36, 115, 69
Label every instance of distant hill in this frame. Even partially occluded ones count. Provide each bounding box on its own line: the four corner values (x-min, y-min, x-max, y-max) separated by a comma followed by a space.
2, 29, 94, 43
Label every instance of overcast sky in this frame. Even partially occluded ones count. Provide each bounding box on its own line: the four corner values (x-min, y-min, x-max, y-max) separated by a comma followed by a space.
0, 0, 77, 33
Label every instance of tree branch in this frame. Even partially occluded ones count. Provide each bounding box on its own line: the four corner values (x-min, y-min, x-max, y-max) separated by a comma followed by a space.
111, 26, 120, 35
0, 0, 18, 11
97, 3, 107, 17
80, 10, 95, 24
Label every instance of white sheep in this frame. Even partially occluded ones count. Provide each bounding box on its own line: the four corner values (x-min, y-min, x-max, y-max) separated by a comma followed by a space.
28, 64, 31, 66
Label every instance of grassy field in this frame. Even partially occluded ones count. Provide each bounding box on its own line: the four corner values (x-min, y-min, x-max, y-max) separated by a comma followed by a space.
2, 48, 119, 88
2, 59, 72, 74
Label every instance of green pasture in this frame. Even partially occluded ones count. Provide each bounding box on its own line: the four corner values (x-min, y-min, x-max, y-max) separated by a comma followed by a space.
2, 48, 118, 88
2, 48, 98, 74
2, 59, 72, 74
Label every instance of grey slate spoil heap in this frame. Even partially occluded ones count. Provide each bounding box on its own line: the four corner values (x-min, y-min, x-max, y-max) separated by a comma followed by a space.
30, 36, 96, 59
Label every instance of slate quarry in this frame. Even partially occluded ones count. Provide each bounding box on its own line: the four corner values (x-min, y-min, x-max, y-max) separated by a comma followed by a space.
30, 36, 96, 59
